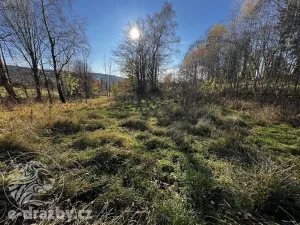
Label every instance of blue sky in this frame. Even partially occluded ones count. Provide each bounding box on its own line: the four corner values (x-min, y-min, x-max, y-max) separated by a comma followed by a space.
72, 0, 233, 74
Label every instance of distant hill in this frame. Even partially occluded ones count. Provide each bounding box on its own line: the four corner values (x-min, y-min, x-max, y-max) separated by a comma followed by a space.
6, 65, 125, 85
93, 73, 125, 84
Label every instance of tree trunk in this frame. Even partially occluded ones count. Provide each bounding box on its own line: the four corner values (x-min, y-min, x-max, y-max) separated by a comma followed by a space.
41, 61, 53, 104
293, 57, 300, 96
0, 56, 19, 102
56, 74, 66, 103
293, 66, 299, 96
52, 46, 66, 103
32, 64, 42, 101
84, 72, 88, 103
51, 52, 66, 103
13, 82, 29, 99
41, 0, 66, 104
1, 48, 11, 84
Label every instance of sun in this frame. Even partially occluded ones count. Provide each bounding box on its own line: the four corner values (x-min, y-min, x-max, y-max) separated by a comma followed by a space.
129, 27, 140, 40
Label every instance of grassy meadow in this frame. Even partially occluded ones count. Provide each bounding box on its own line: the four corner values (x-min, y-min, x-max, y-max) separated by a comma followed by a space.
0, 97, 300, 224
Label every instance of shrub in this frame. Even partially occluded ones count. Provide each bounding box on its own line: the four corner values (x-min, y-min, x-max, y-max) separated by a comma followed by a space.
121, 117, 149, 131
49, 119, 81, 135
191, 119, 213, 137
155, 101, 184, 126
135, 132, 151, 141
73, 131, 132, 149
84, 120, 106, 131
86, 112, 104, 119
252, 105, 282, 126
152, 127, 169, 137
288, 114, 300, 128
209, 132, 261, 165
81, 149, 130, 175
168, 105, 184, 121
114, 92, 135, 103
144, 137, 170, 151
157, 159, 175, 174
221, 116, 248, 130
157, 115, 172, 127
196, 105, 221, 120
166, 123, 192, 152
168, 126, 186, 145
183, 105, 205, 124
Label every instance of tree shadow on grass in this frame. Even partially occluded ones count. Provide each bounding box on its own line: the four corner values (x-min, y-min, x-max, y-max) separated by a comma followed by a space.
0, 134, 34, 164
180, 151, 233, 221
0, 135, 36, 223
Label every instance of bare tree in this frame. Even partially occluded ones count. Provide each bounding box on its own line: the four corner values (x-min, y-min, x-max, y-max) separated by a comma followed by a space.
73, 46, 93, 102
146, 2, 179, 91
0, 3, 18, 102
114, 2, 179, 99
181, 0, 300, 102
1, 0, 43, 101
102, 54, 114, 98
40, 53, 53, 104
39, 0, 83, 103
0, 43, 19, 101
279, 0, 300, 95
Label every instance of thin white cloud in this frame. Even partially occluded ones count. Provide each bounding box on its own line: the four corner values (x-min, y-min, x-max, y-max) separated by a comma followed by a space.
169, 41, 189, 45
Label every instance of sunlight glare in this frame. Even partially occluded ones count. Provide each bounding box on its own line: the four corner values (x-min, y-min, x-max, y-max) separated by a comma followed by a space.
129, 27, 140, 40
